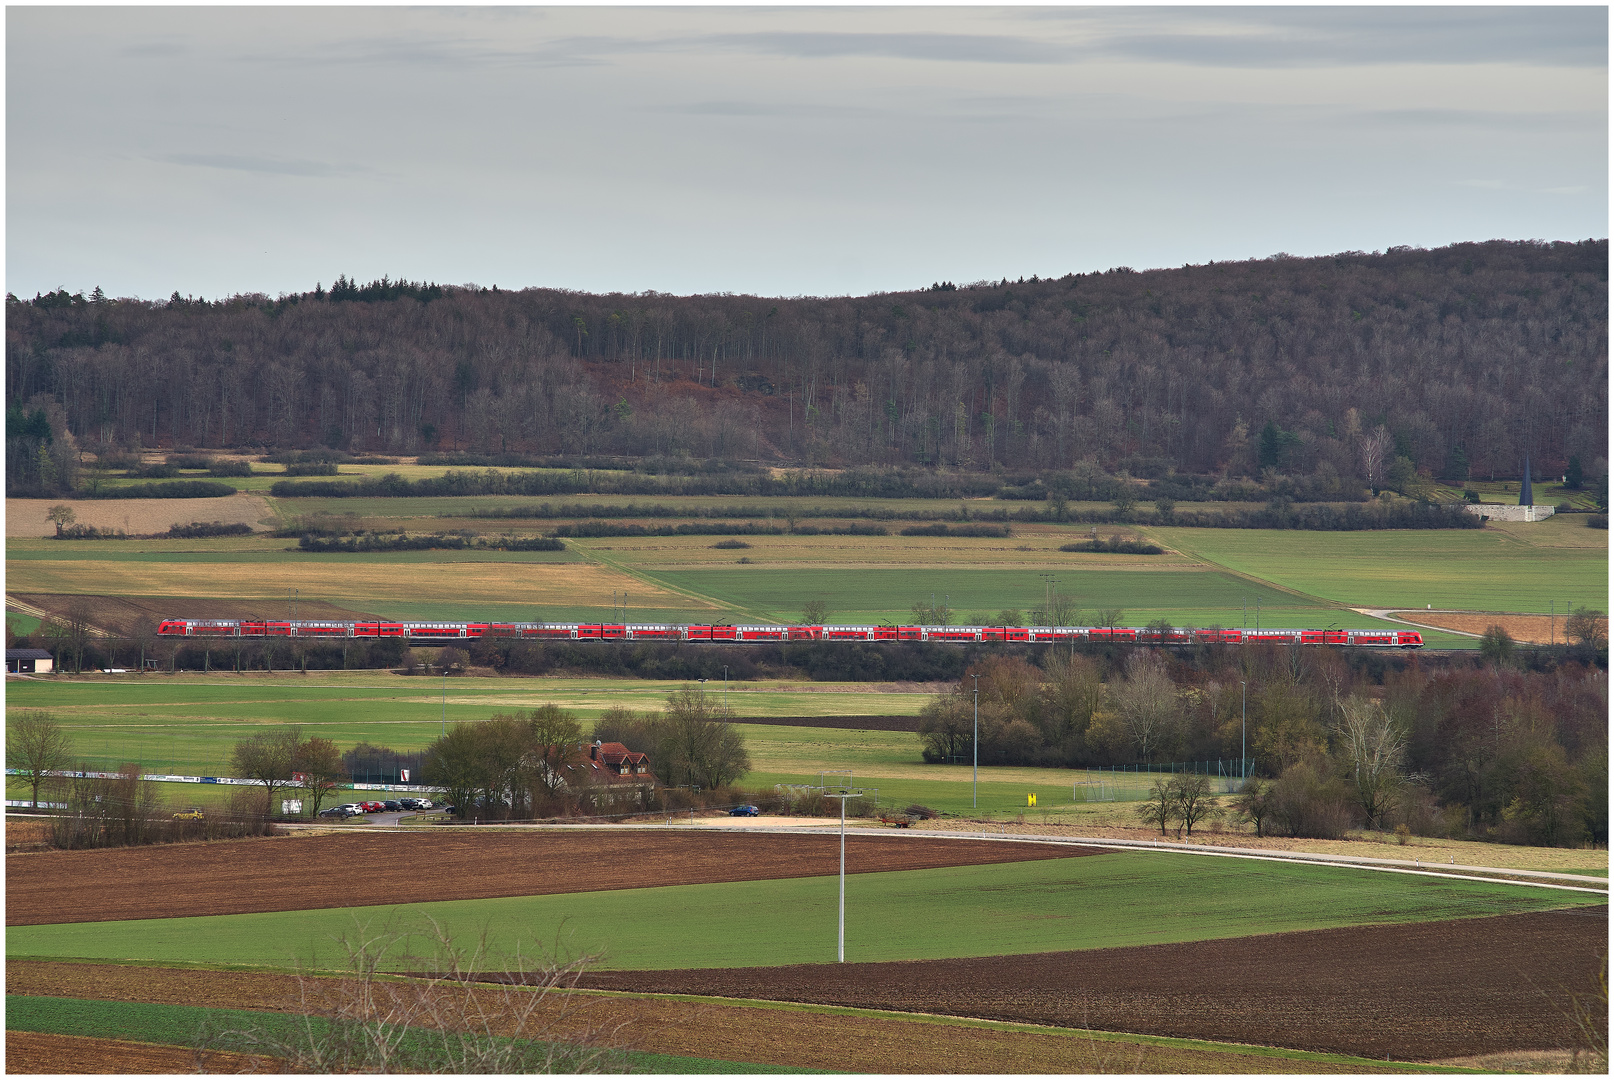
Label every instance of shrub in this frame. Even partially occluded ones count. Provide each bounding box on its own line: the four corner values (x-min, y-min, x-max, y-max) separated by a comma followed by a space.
711, 539, 751, 549
284, 462, 339, 476
207, 460, 254, 477
53, 523, 127, 540
1268, 757, 1356, 839
899, 523, 1011, 537
195, 918, 623, 1073
1060, 536, 1163, 555
1479, 625, 1517, 665
87, 480, 238, 499
165, 521, 253, 539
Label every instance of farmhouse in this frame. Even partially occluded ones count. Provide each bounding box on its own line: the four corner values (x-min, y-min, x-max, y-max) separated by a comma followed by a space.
587, 739, 651, 778
6, 649, 54, 674
556, 739, 656, 813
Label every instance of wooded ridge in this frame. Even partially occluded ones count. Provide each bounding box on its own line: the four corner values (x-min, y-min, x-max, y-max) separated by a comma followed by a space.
7, 239, 1605, 495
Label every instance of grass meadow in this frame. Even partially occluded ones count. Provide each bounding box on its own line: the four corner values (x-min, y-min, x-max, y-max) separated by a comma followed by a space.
2, 674, 935, 779
1150, 519, 1608, 615
9, 851, 1596, 971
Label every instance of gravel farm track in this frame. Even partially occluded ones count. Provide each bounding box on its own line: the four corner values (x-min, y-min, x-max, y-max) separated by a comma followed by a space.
6, 829, 1607, 1070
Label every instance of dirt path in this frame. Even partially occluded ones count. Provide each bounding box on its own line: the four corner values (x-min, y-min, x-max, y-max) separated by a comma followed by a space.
579, 906, 1608, 1062
6, 830, 1100, 926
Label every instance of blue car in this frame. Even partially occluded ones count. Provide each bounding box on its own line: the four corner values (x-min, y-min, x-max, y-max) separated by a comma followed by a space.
729, 804, 760, 817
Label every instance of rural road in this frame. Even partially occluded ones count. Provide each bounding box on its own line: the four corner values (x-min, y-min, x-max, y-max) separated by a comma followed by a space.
298, 817, 1609, 895
1354, 608, 1483, 638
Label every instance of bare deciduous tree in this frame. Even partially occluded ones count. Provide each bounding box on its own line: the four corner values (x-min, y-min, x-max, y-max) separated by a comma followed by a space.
1135, 778, 1184, 837
230, 726, 303, 818
1362, 424, 1394, 492
45, 504, 75, 535
1110, 651, 1182, 762
7, 711, 74, 808
1338, 696, 1407, 830
293, 736, 347, 818
1173, 772, 1224, 837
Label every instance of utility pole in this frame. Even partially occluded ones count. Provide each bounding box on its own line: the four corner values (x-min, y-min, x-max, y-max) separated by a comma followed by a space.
971, 671, 980, 808
442, 669, 447, 737
1240, 680, 1247, 780
826, 789, 862, 962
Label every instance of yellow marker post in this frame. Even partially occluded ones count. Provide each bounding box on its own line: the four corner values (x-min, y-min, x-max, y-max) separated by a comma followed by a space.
1028, 793, 1037, 807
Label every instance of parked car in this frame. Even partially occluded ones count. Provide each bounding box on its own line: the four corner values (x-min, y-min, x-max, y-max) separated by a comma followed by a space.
382, 800, 402, 812
342, 803, 365, 814
172, 807, 205, 821
317, 805, 351, 818
363, 801, 385, 812
415, 799, 433, 810
729, 804, 760, 817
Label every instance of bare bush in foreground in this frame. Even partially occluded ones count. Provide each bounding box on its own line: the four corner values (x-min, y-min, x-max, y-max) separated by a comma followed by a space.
196, 916, 630, 1073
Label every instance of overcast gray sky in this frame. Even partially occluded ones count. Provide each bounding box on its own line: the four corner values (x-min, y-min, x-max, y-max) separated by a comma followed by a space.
6, 5, 1607, 301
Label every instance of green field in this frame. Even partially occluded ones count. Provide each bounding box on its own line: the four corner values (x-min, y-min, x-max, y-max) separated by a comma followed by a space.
2, 675, 933, 777
1151, 520, 1608, 614
10, 852, 1595, 971
7, 609, 41, 635
634, 563, 1449, 633
11, 492, 1603, 659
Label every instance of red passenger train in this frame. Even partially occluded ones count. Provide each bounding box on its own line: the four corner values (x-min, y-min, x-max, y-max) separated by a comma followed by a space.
155, 619, 1422, 648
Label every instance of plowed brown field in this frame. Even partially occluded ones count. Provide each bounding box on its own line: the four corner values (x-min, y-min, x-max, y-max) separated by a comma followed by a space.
6, 830, 1102, 925
4, 1031, 271, 1074
1393, 610, 1608, 645
578, 906, 1608, 1061
0, 962, 1417, 1073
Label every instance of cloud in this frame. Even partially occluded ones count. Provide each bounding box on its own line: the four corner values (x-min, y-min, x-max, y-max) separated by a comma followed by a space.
692, 31, 1073, 65
659, 101, 879, 119
118, 40, 187, 58
1034, 7, 1608, 68
1351, 109, 1603, 133
156, 153, 368, 179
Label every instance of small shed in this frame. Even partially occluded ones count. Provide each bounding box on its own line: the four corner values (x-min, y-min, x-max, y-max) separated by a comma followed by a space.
7, 649, 54, 674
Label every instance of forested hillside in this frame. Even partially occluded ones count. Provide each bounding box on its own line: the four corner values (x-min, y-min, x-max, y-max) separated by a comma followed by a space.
6, 240, 1606, 492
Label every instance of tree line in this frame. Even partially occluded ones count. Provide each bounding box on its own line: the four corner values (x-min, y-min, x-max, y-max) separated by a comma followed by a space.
420, 690, 750, 819
7, 240, 1605, 497
916, 630, 1606, 846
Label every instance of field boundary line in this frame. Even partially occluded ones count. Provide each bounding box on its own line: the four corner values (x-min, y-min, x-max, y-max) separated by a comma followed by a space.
1134, 530, 1415, 630
566, 544, 763, 622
